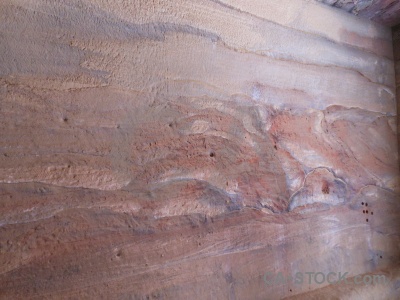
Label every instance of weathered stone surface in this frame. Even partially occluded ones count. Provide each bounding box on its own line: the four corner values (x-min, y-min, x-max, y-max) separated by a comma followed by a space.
317, 0, 400, 26
0, 0, 399, 298
394, 25, 400, 171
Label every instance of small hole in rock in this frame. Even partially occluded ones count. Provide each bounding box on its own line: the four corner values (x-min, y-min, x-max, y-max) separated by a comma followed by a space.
210, 152, 215, 157
361, 202, 364, 205
366, 219, 368, 222
63, 117, 68, 122
322, 183, 329, 194
274, 145, 277, 150
363, 210, 365, 213
365, 203, 368, 207
371, 212, 373, 215
380, 256, 383, 259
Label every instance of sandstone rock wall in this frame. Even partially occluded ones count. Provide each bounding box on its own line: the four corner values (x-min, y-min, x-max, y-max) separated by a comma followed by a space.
0, 0, 399, 298
394, 25, 400, 171
317, 0, 400, 26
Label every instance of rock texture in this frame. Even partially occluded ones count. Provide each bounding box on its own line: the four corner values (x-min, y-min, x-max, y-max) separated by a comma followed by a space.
395, 25, 400, 167
0, 0, 399, 299
317, 0, 400, 26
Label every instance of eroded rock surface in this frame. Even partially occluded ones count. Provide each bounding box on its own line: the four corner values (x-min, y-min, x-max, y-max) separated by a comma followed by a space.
0, 0, 399, 298
317, 0, 400, 26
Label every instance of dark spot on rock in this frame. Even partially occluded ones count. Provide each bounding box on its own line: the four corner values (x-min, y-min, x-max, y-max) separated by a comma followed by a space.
322, 182, 329, 194
361, 202, 364, 205
371, 212, 373, 215
366, 210, 368, 214
366, 219, 368, 222
274, 145, 277, 150
210, 152, 215, 157
363, 210, 365, 213
63, 117, 68, 122
365, 203, 368, 207
380, 256, 383, 259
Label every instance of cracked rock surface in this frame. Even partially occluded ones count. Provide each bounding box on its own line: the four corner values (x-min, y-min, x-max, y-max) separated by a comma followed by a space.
0, 0, 399, 298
